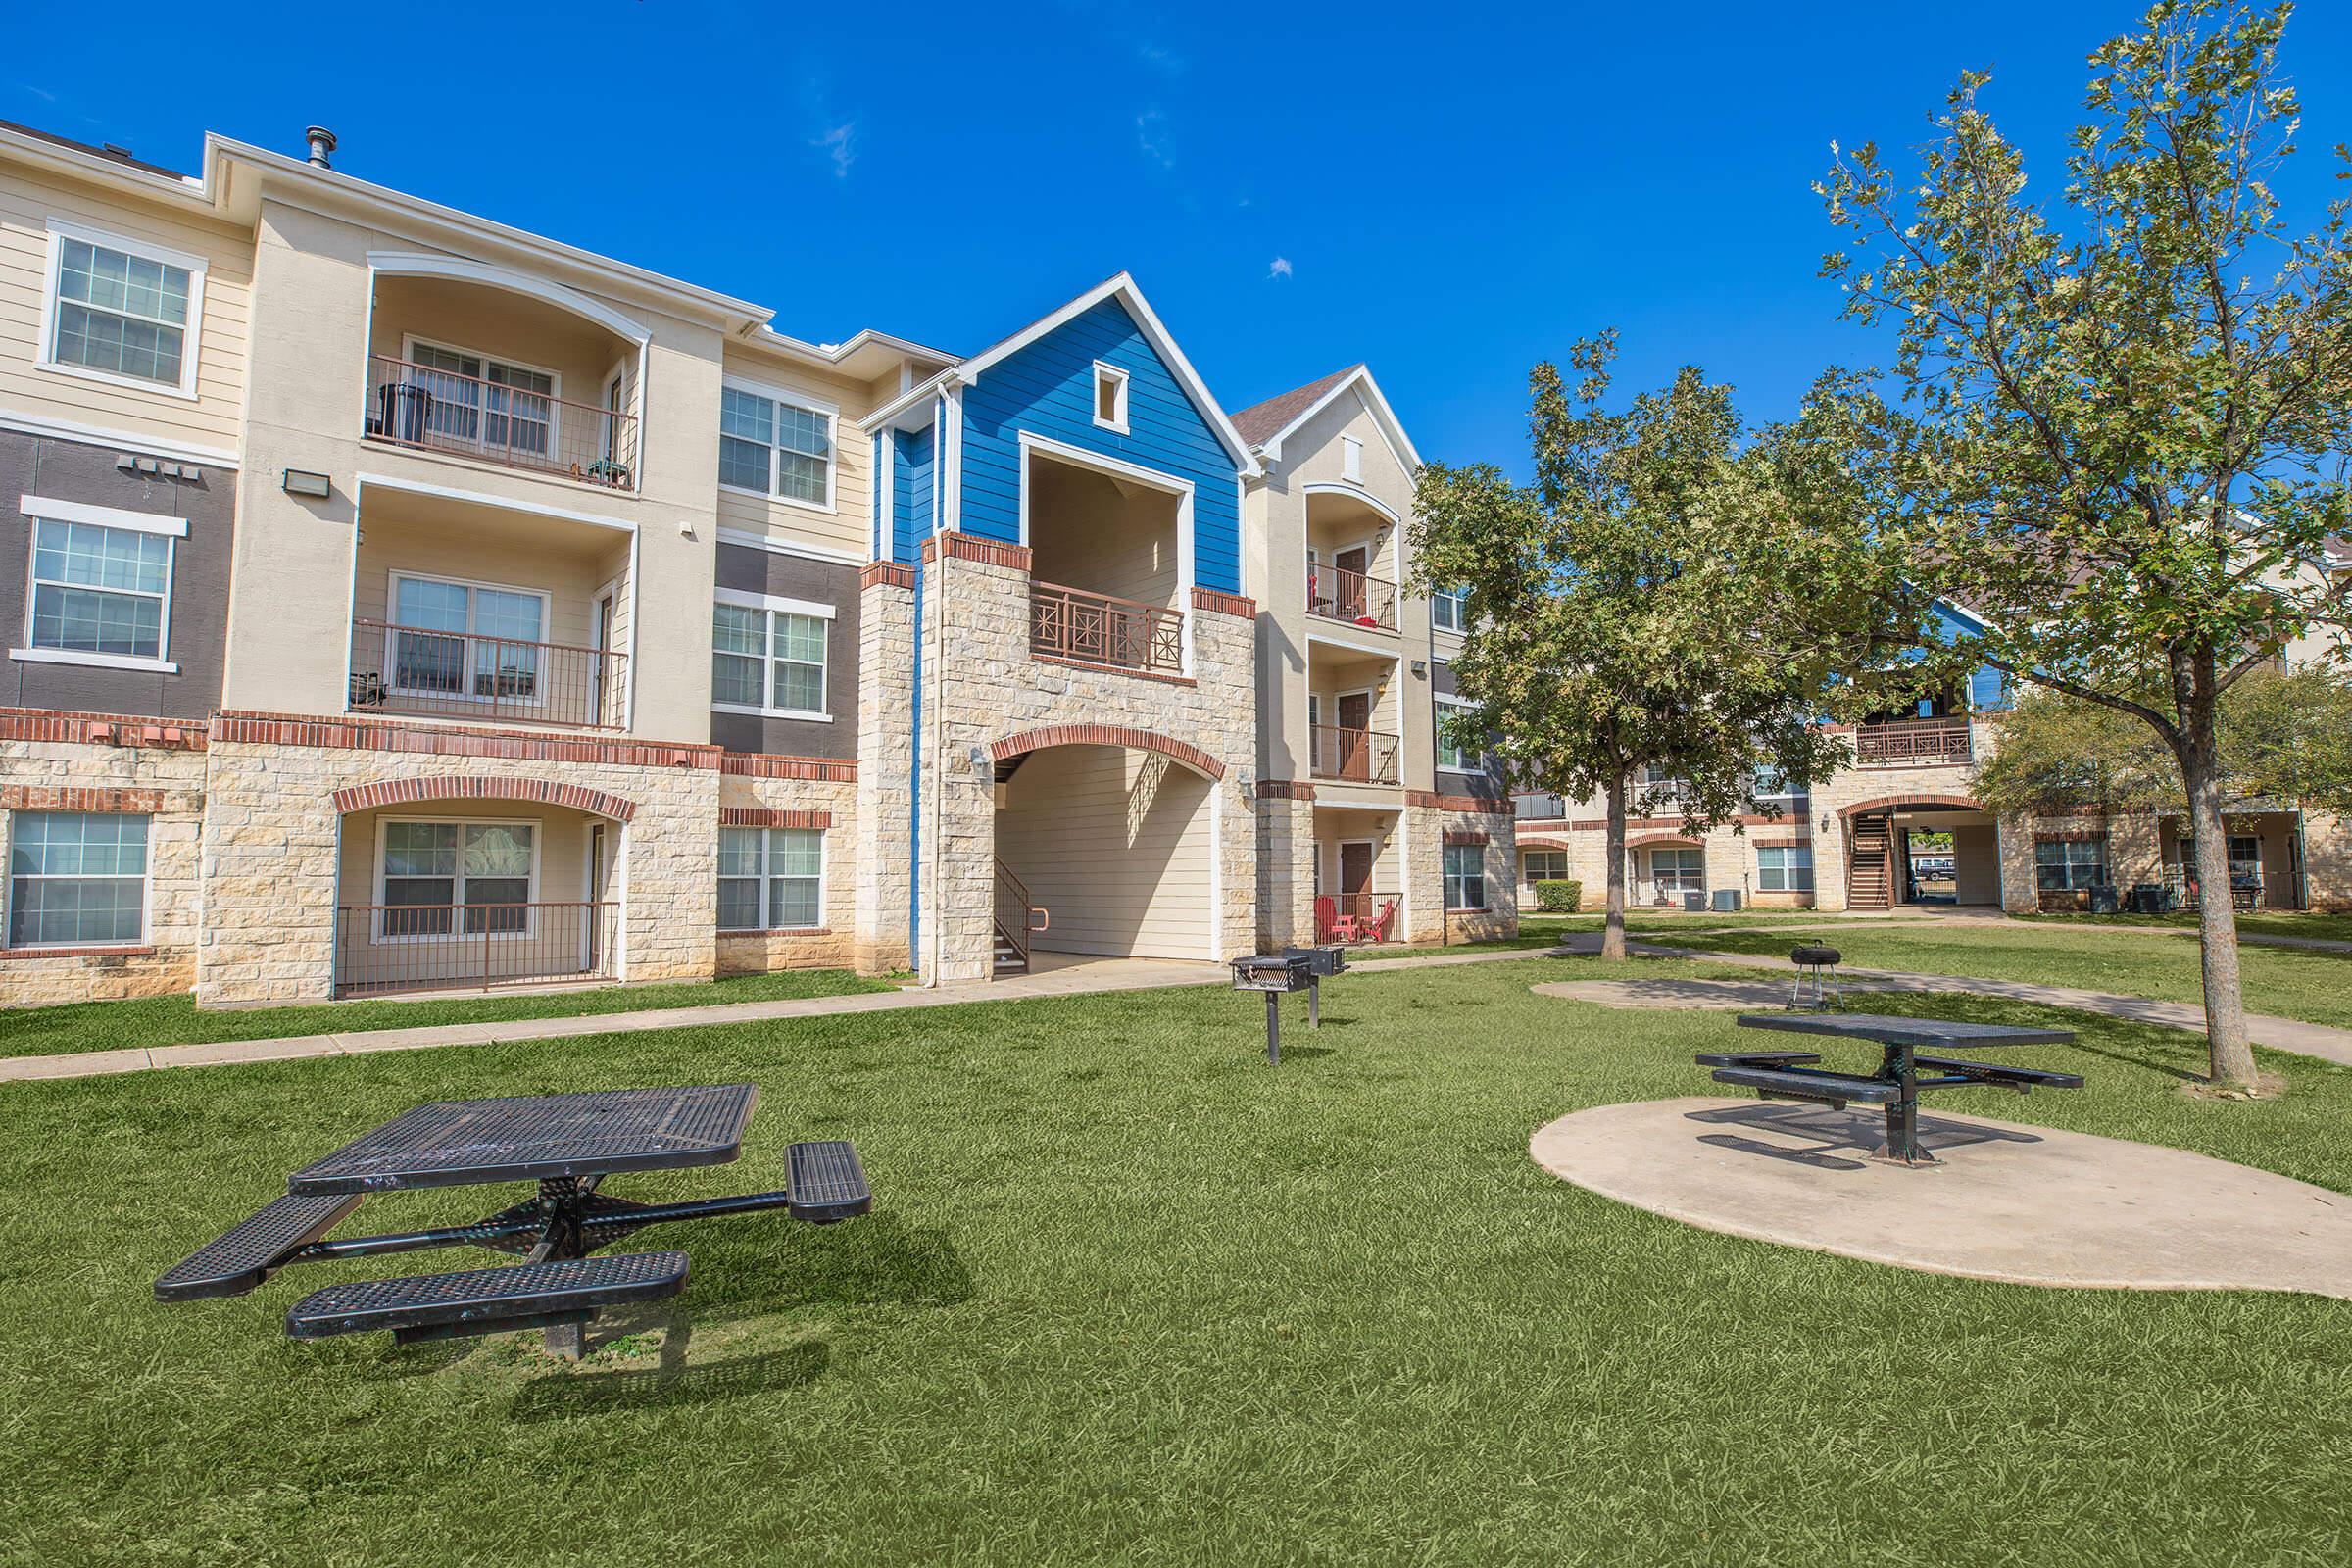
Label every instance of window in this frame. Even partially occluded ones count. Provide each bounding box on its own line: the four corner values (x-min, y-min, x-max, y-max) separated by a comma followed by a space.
387, 573, 548, 702
2034, 837, 2107, 892
1753, 767, 1808, 804
711, 594, 831, 717
2228, 834, 2263, 885
42, 222, 202, 393
1340, 434, 1363, 483
1758, 846, 1814, 892
1093, 362, 1130, 433
19, 502, 183, 671
7, 811, 148, 948
1523, 849, 1568, 884
1436, 694, 1481, 772
720, 383, 835, 507
1650, 847, 1705, 894
1444, 843, 1487, 910
1431, 586, 1469, 634
405, 341, 556, 459
378, 819, 535, 937
718, 826, 823, 930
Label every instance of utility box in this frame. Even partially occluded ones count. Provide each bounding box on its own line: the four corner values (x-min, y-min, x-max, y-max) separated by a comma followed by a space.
1712, 889, 1742, 913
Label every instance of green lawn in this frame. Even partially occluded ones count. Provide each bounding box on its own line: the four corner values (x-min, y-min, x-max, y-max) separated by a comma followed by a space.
0, 968, 895, 1059
6, 956, 2347, 1565
2026, 910, 2352, 944
1637, 921, 2352, 1030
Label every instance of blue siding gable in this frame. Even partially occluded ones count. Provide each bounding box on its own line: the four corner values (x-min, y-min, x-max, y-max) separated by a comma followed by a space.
1923, 599, 2008, 711
957, 297, 1244, 594
891, 425, 934, 564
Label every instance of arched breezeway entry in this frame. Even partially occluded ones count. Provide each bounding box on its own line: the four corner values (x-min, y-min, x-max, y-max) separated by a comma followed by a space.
1839, 794, 1998, 910
987, 726, 1223, 972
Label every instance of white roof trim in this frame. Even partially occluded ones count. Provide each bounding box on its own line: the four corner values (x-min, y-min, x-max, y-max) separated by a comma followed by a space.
952, 272, 1261, 478
1253, 365, 1422, 473
857, 371, 955, 433
752, 325, 959, 370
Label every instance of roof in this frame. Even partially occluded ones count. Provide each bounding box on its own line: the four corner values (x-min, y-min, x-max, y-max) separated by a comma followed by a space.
1233, 367, 1358, 448
0, 118, 187, 180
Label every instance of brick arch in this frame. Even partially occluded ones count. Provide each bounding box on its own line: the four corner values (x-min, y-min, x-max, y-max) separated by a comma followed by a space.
1516, 836, 1571, 851
1838, 792, 1983, 820
1627, 833, 1704, 851
989, 724, 1226, 781
331, 776, 638, 822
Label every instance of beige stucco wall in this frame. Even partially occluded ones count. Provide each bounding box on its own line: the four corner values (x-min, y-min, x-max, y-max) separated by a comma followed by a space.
1027, 457, 1184, 610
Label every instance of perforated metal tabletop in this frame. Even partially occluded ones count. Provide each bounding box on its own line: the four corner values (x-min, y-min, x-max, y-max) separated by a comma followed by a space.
1736, 1013, 2078, 1050
286, 1084, 760, 1193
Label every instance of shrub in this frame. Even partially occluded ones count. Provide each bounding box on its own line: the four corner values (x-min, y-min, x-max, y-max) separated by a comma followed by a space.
1534, 879, 1583, 913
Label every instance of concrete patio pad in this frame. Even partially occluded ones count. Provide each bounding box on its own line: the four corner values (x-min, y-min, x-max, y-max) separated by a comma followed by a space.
1530, 1097, 2352, 1300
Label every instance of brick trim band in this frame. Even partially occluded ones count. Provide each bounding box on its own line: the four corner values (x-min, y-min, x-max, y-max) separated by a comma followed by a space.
923, 532, 1033, 571
2035, 829, 2110, 844
719, 808, 834, 828
1406, 790, 1509, 814
1627, 832, 1705, 850
0, 708, 206, 750
0, 786, 166, 813
1515, 835, 1569, 850
214, 712, 717, 770
1838, 793, 1983, 820
718, 754, 858, 781
0, 944, 155, 960
1255, 779, 1315, 801
1443, 830, 1490, 847
1190, 586, 1256, 619
990, 723, 1226, 781
331, 777, 638, 822
860, 560, 917, 591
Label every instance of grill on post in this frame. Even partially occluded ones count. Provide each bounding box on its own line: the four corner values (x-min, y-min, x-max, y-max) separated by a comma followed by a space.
1231, 954, 1313, 1065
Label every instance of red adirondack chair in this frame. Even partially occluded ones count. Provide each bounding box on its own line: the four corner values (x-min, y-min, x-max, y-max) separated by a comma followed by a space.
1363, 897, 1399, 944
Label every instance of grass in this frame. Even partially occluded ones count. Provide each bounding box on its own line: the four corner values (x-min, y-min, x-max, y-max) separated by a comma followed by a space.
5, 954, 2348, 1565
2025, 910, 2352, 944
0, 967, 895, 1059
1637, 921, 2352, 1030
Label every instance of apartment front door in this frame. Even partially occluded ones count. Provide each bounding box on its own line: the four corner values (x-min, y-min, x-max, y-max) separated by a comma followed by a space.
1337, 691, 1372, 779
1334, 545, 1370, 620
1339, 840, 1374, 922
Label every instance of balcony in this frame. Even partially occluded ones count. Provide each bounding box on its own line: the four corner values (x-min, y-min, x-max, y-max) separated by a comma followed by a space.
366, 355, 638, 491
1856, 717, 1974, 767
348, 617, 627, 730
1306, 565, 1398, 633
334, 901, 618, 997
1309, 725, 1401, 785
1030, 581, 1184, 676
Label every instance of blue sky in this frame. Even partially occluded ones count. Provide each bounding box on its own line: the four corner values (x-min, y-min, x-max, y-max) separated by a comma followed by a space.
9, 1, 2348, 472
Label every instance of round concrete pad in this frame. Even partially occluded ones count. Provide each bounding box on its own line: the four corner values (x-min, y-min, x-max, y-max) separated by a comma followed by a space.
1531, 1098, 2352, 1299
1532, 979, 1890, 1009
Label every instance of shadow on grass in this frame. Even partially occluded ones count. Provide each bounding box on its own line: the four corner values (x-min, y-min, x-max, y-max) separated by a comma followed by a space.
509, 1333, 829, 1423
678, 1214, 976, 1322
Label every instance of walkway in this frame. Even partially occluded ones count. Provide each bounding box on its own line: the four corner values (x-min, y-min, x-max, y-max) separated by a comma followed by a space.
0, 943, 1552, 1084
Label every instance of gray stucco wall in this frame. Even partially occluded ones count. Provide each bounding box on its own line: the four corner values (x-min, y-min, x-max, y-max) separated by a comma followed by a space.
709, 542, 859, 760
0, 431, 233, 719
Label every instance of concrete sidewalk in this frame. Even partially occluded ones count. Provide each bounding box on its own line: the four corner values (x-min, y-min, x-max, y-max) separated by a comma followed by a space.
0, 942, 1557, 1084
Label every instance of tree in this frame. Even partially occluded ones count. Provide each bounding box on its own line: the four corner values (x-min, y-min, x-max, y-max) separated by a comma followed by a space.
1410, 337, 1917, 959
1818, 0, 2352, 1088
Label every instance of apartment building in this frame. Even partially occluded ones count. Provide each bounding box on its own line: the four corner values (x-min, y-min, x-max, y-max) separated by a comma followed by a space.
1234, 366, 1515, 948
1512, 596, 2352, 915
1, 120, 1512, 1010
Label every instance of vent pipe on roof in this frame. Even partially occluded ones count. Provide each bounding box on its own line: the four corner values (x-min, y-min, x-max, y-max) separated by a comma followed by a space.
304, 126, 337, 169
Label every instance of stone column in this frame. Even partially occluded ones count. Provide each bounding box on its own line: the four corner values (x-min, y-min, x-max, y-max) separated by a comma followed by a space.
1254, 787, 1317, 950
196, 738, 341, 1005
854, 563, 917, 973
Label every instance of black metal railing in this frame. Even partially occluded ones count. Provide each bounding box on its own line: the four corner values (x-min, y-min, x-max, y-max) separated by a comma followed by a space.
348, 617, 626, 730
1306, 564, 1398, 632
1308, 725, 1400, 785
365, 354, 638, 490
333, 901, 618, 997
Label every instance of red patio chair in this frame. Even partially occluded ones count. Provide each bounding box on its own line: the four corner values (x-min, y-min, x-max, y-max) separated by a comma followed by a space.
1364, 898, 1399, 944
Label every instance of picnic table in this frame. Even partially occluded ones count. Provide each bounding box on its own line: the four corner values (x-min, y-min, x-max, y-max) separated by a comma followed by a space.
1698, 1013, 2082, 1166
153, 1084, 870, 1357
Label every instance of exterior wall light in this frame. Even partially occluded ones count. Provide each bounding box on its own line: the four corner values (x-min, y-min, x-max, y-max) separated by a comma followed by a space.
282, 468, 331, 499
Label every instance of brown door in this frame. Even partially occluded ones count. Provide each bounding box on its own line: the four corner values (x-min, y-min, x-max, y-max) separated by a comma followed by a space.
1337, 691, 1372, 778
1334, 546, 1369, 619
1339, 841, 1374, 924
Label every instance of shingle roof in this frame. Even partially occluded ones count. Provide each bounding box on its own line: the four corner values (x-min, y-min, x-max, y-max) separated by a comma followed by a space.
0, 118, 186, 179
1231, 365, 1362, 448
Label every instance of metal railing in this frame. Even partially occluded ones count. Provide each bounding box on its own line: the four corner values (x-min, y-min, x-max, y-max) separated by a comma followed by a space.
1309, 725, 1401, 785
348, 617, 627, 730
334, 901, 618, 997
1316, 891, 1401, 942
1306, 565, 1398, 632
364, 354, 638, 490
1855, 717, 1974, 766
995, 860, 1047, 968
1029, 580, 1184, 675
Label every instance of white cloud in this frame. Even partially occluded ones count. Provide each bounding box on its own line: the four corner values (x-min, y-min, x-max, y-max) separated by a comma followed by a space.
1268, 256, 1294, 281
1139, 43, 1184, 74
1136, 109, 1174, 169
813, 122, 857, 178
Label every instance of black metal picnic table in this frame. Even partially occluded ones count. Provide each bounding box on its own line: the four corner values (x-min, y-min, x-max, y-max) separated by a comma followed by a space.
154, 1084, 870, 1357
1699, 1013, 2082, 1166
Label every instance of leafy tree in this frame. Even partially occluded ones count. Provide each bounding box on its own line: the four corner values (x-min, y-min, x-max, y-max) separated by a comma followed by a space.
1411, 337, 1917, 958
1818, 0, 2352, 1087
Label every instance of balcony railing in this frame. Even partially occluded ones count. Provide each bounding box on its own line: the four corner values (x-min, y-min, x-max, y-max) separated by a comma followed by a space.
1029, 580, 1184, 675
334, 901, 618, 997
1309, 724, 1401, 785
1314, 890, 1402, 942
364, 354, 638, 490
1306, 565, 1398, 632
1856, 717, 1974, 767
348, 617, 627, 730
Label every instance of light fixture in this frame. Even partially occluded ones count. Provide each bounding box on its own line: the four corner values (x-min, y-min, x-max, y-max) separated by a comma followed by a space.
1411, 659, 1428, 678
281, 468, 331, 500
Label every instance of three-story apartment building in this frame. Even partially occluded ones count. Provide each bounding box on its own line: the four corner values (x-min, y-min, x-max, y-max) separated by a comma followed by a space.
0, 120, 1514, 1009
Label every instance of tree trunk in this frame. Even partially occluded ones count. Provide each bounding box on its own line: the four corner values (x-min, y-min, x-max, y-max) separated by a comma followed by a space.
1602, 772, 1629, 961
2180, 731, 2259, 1090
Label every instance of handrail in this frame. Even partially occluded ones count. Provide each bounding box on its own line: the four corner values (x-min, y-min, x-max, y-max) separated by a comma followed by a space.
1308, 724, 1401, 785
349, 616, 628, 731
996, 860, 1046, 965
334, 900, 618, 997
1856, 716, 1973, 766
364, 353, 638, 490
1305, 564, 1399, 632
1029, 579, 1184, 675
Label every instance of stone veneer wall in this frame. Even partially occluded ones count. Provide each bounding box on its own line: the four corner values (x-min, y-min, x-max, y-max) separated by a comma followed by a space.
1254, 788, 1317, 951
2308, 810, 2352, 910
196, 714, 727, 1005
0, 712, 209, 1004
713, 776, 860, 975
916, 537, 1258, 983
853, 565, 917, 974
1404, 795, 1518, 942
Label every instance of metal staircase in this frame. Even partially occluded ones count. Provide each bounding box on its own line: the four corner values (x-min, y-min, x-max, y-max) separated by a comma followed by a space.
994, 861, 1046, 977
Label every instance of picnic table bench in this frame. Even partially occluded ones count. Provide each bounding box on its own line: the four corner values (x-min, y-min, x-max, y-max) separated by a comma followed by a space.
154, 1084, 870, 1357
1699, 1013, 2082, 1165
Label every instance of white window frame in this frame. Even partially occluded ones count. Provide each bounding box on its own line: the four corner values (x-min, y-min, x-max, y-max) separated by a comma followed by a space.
1340, 434, 1363, 483
717, 377, 840, 514
370, 815, 543, 944
1435, 693, 1482, 773
383, 569, 554, 710
1092, 361, 1131, 435
1650, 846, 1707, 894
13, 495, 185, 674
1522, 849, 1569, 886
35, 218, 207, 400
1443, 843, 1488, 911
717, 824, 827, 932
710, 587, 835, 722
2034, 837, 2108, 893
1757, 845, 1815, 893
400, 334, 564, 462
4, 808, 153, 950
1431, 586, 1469, 634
